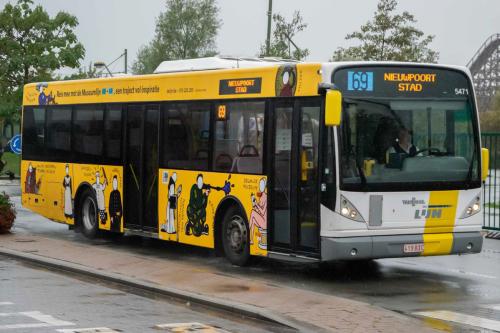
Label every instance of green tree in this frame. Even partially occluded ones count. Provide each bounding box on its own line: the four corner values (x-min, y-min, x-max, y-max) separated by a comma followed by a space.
480, 92, 500, 132
332, 0, 438, 63
132, 0, 221, 74
0, 0, 84, 121
260, 11, 309, 60
61, 63, 98, 81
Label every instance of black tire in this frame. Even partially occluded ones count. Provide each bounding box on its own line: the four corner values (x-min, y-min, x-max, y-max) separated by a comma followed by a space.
222, 206, 250, 266
78, 188, 99, 239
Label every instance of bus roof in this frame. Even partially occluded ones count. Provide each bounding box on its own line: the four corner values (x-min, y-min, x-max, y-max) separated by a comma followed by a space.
23, 60, 471, 107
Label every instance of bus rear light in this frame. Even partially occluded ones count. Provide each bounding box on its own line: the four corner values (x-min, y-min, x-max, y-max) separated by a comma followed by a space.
460, 196, 481, 219
340, 195, 365, 223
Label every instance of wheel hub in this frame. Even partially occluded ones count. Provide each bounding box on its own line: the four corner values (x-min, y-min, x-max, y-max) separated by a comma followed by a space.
227, 216, 247, 252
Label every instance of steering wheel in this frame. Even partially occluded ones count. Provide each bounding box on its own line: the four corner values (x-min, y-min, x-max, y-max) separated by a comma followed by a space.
415, 147, 442, 156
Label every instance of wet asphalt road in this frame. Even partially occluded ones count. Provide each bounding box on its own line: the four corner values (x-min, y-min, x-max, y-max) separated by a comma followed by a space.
3, 180, 500, 331
0, 257, 290, 333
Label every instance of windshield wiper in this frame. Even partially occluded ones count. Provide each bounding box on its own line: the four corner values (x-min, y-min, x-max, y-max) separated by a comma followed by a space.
356, 160, 367, 187
465, 145, 477, 187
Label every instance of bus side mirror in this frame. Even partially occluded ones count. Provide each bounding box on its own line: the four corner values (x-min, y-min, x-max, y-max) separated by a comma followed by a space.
325, 90, 342, 127
482, 148, 489, 182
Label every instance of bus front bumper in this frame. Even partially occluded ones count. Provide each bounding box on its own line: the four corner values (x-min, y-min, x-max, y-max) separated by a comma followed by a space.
320, 232, 483, 261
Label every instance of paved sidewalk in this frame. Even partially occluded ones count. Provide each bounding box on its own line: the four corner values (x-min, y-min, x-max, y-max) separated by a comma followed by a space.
0, 230, 441, 333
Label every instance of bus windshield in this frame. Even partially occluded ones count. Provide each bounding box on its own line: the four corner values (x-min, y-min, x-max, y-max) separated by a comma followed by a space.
333, 66, 480, 191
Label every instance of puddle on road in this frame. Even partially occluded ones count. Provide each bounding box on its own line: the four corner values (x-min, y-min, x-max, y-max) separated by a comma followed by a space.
14, 238, 36, 243
81, 291, 128, 298
211, 284, 250, 293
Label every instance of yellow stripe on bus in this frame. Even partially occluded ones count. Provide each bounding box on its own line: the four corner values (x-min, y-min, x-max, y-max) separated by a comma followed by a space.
422, 190, 459, 256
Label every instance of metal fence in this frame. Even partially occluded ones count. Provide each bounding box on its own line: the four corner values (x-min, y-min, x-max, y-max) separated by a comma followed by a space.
482, 133, 500, 231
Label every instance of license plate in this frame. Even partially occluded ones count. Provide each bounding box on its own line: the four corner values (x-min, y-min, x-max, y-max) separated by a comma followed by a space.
403, 243, 424, 253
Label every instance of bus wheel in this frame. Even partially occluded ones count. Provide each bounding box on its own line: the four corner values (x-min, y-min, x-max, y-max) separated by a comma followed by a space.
79, 189, 99, 239
222, 207, 250, 266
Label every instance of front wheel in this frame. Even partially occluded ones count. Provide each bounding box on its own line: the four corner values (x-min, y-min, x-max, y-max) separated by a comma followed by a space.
79, 189, 99, 239
222, 207, 250, 266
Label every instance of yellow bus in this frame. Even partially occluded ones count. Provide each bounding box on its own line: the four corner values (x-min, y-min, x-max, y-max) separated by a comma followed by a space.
21, 57, 487, 265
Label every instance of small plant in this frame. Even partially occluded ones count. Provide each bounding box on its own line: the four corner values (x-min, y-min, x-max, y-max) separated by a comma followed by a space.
0, 192, 16, 234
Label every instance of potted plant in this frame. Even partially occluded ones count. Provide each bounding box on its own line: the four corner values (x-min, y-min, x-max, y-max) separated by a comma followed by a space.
0, 192, 16, 234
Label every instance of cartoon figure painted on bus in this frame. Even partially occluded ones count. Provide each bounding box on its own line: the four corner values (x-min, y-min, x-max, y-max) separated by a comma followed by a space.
25, 163, 41, 194
109, 175, 122, 232
221, 174, 234, 196
93, 170, 108, 225
62, 164, 73, 218
185, 174, 210, 237
276, 65, 297, 97
36, 83, 56, 105
161, 172, 182, 234
37, 83, 48, 105
25, 163, 36, 193
249, 177, 268, 249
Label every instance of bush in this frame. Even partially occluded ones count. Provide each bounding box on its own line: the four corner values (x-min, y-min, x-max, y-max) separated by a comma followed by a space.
0, 192, 16, 234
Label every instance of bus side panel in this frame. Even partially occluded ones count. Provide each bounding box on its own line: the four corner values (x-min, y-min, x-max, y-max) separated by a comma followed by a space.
72, 164, 124, 233
158, 169, 268, 257
21, 161, 124, 232
21, 160, 73, 225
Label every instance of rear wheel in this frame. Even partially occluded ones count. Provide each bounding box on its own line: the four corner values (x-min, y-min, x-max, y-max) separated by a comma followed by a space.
222, 207, 250, 266
79, 189, 99, 239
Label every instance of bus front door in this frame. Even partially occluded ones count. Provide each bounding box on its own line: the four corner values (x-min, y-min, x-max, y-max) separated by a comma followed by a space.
124, 104, 160, 233
270, 99, 320, 256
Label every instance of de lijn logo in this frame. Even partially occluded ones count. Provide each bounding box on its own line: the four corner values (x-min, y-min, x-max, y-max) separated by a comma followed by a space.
414, 205, 452, 219
9, 134, 22, 155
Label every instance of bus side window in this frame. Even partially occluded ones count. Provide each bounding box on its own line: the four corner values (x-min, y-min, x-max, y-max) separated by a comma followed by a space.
213, 101, 265, 174
46, 107, 72, 159
163, 103, 210, 171
104, 105, 122, 161
22, 107, 46, 160
73, 105, 104, 160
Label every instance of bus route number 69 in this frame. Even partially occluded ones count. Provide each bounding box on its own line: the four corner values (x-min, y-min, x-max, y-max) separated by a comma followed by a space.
348, 71, 374, 92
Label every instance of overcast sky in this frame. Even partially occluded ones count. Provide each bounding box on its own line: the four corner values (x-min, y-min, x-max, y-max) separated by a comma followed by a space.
2, 0, 498, 75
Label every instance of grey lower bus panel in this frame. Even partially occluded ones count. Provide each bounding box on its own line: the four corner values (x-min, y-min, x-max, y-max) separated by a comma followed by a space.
320, 232, 483, 261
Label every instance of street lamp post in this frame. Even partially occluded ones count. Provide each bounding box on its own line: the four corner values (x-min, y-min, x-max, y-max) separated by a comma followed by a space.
266, 0, 273, 56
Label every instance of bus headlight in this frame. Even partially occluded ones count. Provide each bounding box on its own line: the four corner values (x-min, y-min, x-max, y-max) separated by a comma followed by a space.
340, 195, 365, 223
460, 195, 481, 219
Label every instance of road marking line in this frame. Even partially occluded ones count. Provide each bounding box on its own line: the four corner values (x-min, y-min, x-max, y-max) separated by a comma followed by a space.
57, 328, 120, 333
21, 311, 75, 326
482, 304, 500, 311
414, 310, 500, 331
0, 323, 57, 330
154, 322, 232, 332
0, 311, 74, 330
0, 302, 13, 306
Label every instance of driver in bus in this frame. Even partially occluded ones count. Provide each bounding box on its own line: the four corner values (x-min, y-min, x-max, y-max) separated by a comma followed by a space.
386, 127, 419, 160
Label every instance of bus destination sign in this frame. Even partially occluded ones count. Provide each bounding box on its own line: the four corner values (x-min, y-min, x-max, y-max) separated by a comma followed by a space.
333, 67, 469, 98
383, 72, 437, 92
219, 78, 262, 95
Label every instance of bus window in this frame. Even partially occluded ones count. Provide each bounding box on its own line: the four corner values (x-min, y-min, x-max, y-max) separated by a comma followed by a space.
22, 107, 46, 160
46, 107, 72, 156
213, 101, 265, 174
73, 105, 104, 159
105, 105, 122, 160
163, 102, 210, 171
